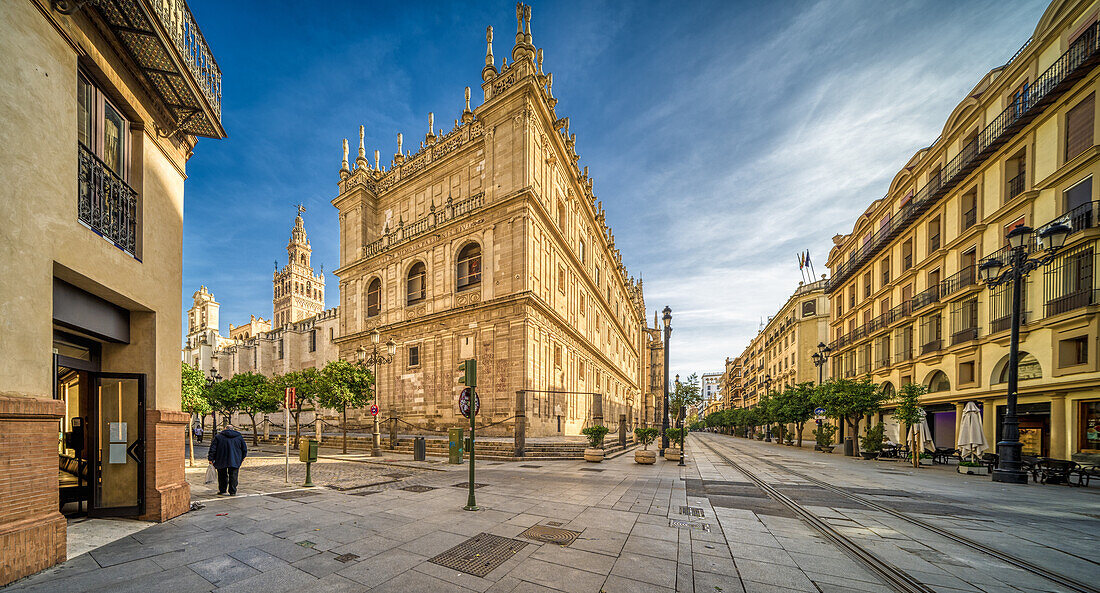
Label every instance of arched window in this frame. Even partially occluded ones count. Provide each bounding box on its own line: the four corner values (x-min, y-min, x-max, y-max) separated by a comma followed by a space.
407, 262, 426, 305
994, 352, 1042, 384
926, 370, 950, 393
457, 243, 482, 290
367, 278, 381, 317
881, 382, 895, 399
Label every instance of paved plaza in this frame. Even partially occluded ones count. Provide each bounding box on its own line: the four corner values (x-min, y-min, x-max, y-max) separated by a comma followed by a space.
5, 435, 1098, 593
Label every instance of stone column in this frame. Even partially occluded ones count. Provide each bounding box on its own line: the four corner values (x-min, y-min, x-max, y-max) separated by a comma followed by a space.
1050, 393, 1067, 460
954, 402, 965, 448
982, 398, 997, 451
316, 412, 323, 443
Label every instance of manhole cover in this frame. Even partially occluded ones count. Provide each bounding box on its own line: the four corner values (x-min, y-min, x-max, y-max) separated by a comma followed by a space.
334, 553, 360, 563
401, 485, 436, 493
348, 490, 380, 496
519, 464, 542, 468
453, 482, 488, 489
295, 540, 316, 548
519, 525, 581, 546
579, 468, 604, 472
680, 506, 705, 517
430, 533, 528, 577
384, 472, 412, 478
669, 519, 710, 532
268, 490, 323, 500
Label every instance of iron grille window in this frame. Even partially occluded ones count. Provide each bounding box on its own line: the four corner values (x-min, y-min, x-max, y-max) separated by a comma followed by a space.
457, 243, 482, 290
989, 279, 1027, 333
407, 262, 427, 304
309, 329, 317, 353
1044, 245, 1095, 316
919, 314, 942, 354
950, 298, 979, 345
367, 278, 381, 317
962, 192, 978, 230
875, 335, 891, 368
1007, 169, 1026, 200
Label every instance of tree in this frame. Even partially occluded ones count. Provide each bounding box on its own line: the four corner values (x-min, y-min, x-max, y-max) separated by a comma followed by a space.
815, 377, 887, 455
181, 363, 211, 467
669, 373, 702, 428
229, 372, 276, 446
319, 360, 375, 454
892, 382, 926, 468
274, 368, 324, 447
776, 382, 817, 447
207, 378, 238, 429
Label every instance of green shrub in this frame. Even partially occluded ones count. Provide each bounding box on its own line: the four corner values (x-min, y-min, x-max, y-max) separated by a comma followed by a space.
633, 427, 659, 450
581, 425, 610, 449
812, 423, 836, 447
665, 427, 685, 447
859, 422, 886, 453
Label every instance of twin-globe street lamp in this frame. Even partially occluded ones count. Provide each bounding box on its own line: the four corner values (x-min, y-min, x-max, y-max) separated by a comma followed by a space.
811, 342, 831, 385
660, 306, 672, 455
977, 222, 1070, 484
357, 329, 398, 457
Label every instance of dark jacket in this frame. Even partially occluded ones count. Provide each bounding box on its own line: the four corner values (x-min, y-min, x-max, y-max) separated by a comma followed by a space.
208, 429, 247, 469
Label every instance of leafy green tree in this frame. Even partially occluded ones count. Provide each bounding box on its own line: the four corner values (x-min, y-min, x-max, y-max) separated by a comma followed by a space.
776, 382, 817, 447
815, 377, 887, 455
274, 368, 325, 447
892, 383, 926, 467
319, 359, 375, 454
228, 372, 276, 446
670, 373, 702, 428
207, 378, 237, 429
181, 363, 211, 466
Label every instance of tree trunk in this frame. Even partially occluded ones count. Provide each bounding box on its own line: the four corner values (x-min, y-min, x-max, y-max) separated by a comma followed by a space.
848, 417, 860, 455
910, 424, 919, 468
187, 413, 195, 467
294, 402, 302, 449
342, 404, 348, 455
796, 421, 804, 447
248, 412, 259, 446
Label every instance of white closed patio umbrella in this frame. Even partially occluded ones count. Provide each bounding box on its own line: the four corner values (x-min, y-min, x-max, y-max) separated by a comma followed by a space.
956, 401, 987, 461
910, 408, 935, 453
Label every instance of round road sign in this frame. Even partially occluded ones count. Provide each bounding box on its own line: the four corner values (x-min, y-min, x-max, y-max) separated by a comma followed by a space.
370, 404, 379, 416
459, 387, 480, 418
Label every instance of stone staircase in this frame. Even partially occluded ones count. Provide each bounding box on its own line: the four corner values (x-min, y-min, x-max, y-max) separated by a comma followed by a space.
259, 434, 636, 461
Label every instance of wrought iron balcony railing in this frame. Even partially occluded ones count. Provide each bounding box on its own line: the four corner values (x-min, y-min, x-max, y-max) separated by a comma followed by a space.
78, 0, 224, 138
78, 143, 138, 257
920, 339, 942, 355
990, 312, 1028, 334
1007, 170, 1026, 200
951, 327, 978, 345
940, 266, 977, 297
362, 192, 485, 259
825, 22, 1100, 294
912, 285, 941, 310
1046, 289, 1098, 316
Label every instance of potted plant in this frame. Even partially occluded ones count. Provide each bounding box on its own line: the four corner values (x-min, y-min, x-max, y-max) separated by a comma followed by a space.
957, 459, 988, 475
813, 422, 836, 453
581, 425, 610, 462
918, 452, 933, 466
634, 427, 658, 464
859, 422, 885, 460
664, 428, 684, 461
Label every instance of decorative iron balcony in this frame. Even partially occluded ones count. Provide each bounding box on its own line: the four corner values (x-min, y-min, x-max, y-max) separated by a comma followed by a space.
912, 285, 941, 310
940, 266, 977, 297
920, 339, 942, 355
951, 327, 978, 345
826, 22, 1100, 294
1037, 200, 1099, 237
1046, 289, 1098, 316
78, 143, 138, 257
77, 0, 224, 138
990, 312, 1028, 334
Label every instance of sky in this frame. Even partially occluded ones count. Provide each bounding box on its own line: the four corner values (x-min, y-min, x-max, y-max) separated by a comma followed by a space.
182, 0, 1049, 382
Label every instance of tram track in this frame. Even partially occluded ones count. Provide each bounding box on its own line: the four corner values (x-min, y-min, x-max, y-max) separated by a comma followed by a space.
694, 434, 1100, 593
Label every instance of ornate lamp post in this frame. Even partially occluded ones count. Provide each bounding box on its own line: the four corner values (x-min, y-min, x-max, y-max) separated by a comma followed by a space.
660, 306, 672, 455
675, 374, 686, 467
978, 222, 1070, 484
206, 368, 222, 428
811, 342, 831, 386
763, 374, 773, 442
357, 329, 398, 457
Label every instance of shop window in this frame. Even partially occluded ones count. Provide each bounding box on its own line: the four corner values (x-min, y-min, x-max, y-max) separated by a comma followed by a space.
1058, 336, 1089, 367
408, 345, 420, 367
1080, 401, 1100, 452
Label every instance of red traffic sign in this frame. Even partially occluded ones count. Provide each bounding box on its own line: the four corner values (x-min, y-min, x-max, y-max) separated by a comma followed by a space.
459, 387, 480, 418
285, 387, 296, 409
370, 404, 379, 416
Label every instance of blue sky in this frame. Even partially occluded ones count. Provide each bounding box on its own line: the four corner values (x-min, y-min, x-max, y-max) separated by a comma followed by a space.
183, 0, 1048, 380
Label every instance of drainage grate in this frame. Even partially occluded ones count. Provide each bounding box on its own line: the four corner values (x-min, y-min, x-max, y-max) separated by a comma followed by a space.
429, 533, 528, 577
519, 525, 581, 546
295, 540, 316, 548
669, 519, 710, 532
383, 472, 412, 478
333, 553, 360, 563
452, 482, 488, 489
519, 464, 542, 468
679, 506, 705, 518
579, 468, 604, 472
268, 490, 323, 501
401, 485, 436, 493
545, 521, 564, 527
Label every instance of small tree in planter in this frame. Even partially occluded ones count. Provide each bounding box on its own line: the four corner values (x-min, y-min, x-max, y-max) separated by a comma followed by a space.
582, 425, 610, 462
664, 428, 685, 461
859, 422, 886, 460
634, 427, 659, 464
813, 422, 836, 453
892, 383, 925, 469
816, 377, 887, 456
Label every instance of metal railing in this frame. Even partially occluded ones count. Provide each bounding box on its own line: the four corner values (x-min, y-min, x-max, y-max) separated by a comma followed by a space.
78, 143, 138, 257
150, 0, 222, 118
951, 327, 978, 345
363, 192, 484, 259
825, 22, 1100, 294
1046, 289, 1097, 316
1037, 200, 1099, 237
940, 266, 977, 297
1007, 170, 1026, 200
920, 339, 942, 355
912, 285, 941, 310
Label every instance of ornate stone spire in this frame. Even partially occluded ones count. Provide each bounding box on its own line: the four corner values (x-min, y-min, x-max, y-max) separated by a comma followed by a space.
394, 133, 404, 164
426, 112, 436, 144
462, 86, 475, 123
482, 26, 497, 81
511, 3, 535, 63
356, 125, 367, 168
340, 138, 349, 177
546, 73, 556, 109
374, 149, 380, 171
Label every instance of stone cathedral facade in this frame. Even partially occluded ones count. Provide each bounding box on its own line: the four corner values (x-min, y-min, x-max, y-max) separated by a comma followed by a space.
332, 4, 659, 436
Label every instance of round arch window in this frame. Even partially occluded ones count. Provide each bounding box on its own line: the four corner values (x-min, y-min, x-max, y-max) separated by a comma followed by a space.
457, 243, 482, 290
927, 370, 950, 393
407, 262, 426, 305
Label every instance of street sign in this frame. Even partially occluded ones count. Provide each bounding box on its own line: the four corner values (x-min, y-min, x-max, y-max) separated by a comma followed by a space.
813, 407, 826, 416
459, 387, 480, 418
285, 387, 296, 409
370, 404, 379, 416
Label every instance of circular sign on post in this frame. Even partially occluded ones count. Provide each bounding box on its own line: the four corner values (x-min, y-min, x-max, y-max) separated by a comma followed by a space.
370, 404, 379, 416
459, 387, 480, 418
814, 407, 826, 416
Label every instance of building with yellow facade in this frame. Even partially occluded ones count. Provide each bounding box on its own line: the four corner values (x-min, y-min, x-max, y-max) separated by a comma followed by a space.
0, 0, 224, 584
825, 0, 1100, 462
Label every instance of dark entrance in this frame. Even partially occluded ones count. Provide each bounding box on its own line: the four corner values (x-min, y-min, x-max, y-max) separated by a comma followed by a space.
996, 402, 1050, 457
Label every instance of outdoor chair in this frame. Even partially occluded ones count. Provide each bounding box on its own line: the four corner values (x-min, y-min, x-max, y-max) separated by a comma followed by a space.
1037, 459, 1081, 485
1073, 465, 1098, 487
979, 452, 999, 472
1021, 456, 1045, 482
932, 447, 958, 464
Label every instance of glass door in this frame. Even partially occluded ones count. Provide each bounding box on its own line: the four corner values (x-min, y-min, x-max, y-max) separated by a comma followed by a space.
91, 373, 145, 516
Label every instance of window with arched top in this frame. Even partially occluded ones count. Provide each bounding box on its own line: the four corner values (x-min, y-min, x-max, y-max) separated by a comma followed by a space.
926, 370, 950, 393
881, 382, 895, 399
994, 352, 1042, 383
457, 243, 482, 290
407, 262, 426, 305
367, 278, 381, 317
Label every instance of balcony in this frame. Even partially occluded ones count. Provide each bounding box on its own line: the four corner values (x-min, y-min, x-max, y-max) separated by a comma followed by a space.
77, 0, 224, 138
920, 339, 942, 355
912, 285, 941, 310
1007, 170, 1026, 200
951, 327, 978, 345
1046, 289, 1098, 316
78, 143, 138, 257
825, 22, 1100, 294
1037, 201, 1100, 238
990, 311, 1028, 334
362, 192, 484, 259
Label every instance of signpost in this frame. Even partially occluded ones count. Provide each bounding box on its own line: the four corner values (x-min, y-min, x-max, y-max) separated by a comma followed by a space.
284, 387, 295, 483
370, 404, 379, 417
458, 359, 478, 511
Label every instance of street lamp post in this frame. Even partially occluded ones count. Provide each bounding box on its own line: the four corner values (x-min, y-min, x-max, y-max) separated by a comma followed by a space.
660, 306, 672, 455
206, 368, 222, 428
357, 329, 398, 457
763, 374, 772, 442
978, 222, 1070, 484
675, 374, 686, 467
811, 342, 831, 386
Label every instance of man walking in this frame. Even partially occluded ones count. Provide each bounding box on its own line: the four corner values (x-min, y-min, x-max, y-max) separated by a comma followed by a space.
208, 423, 247, 496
